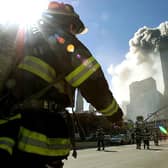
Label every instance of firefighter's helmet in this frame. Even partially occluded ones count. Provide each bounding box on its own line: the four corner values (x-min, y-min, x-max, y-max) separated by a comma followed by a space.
42, 1, 85, 34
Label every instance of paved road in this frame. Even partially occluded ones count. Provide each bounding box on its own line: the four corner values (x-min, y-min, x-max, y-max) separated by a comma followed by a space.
64, 140, 168, 168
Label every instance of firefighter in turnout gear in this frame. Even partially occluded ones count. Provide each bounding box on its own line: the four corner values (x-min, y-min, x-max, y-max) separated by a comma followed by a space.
0, 1, 123, 167
96, 128, 105, 151
135, 116, 145, 150
143, 127, 150, 149
135, 127, 142, 149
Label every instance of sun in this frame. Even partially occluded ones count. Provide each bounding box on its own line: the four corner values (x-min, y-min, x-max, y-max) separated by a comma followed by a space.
0, 0, 48, 25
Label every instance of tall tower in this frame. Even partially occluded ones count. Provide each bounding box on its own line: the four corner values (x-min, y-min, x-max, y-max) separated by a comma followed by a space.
159, 37, 168, 97
127, 77, 161, 121
75, 89, 84, 112
89, 103, 95, 113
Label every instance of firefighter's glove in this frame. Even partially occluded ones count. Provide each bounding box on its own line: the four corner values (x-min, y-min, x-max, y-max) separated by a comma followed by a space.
72, 149, 77, 159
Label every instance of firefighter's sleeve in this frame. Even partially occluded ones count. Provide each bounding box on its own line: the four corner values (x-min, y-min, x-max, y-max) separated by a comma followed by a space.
62, 36, 123, 122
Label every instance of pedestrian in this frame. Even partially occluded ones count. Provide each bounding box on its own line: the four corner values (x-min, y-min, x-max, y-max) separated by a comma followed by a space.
0, 1, 123, 168
153, 128, 159, 146
143, 127, 150, 149
135, 127, 142, 149
96, 128, 105, 151
131, 131, 135, 144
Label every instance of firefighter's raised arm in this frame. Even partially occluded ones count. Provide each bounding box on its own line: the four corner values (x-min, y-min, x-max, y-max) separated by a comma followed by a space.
64, 38, 124, 123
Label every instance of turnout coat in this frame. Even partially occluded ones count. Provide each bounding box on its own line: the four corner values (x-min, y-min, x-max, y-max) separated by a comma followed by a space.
0, 24, 123, 161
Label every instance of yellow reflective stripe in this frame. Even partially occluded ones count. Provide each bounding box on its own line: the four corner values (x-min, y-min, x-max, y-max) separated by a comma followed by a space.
18, 142, 70, 156
18, 56, 65, 93
65, 56, 100, 87
100, 100, 119, 116
18, 127, 71, 156
25, 56, 56, 77
19, 127, 70, 145
19, 63, 53, 83
0, 120, 7, 124
9, 113, 21, 121
0, 113, 21, 124
0, 137, 15, 155
74, 63, 100, 87
66, 57, 95, 81
18, 56, 55, 83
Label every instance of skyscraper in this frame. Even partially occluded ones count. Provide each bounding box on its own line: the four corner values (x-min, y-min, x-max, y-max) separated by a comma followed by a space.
75, 89, 84, 112
127, 77, 162, 121
88, 103, 95, 113
159, 37, 168, 97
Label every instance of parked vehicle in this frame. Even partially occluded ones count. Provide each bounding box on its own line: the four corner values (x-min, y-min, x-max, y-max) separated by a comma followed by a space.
104, 134, 112, 145
111, 134, 131, 145
85, 133, 97, 141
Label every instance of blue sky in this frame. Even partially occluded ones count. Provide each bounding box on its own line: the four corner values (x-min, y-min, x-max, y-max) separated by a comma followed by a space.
74, 0, 168, 70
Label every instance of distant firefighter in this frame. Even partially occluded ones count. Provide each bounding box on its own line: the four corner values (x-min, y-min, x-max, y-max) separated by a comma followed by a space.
96, 128, 105, 151
153, 128, 159, 146
143, 127, 150, 149
135, 127, 142, 149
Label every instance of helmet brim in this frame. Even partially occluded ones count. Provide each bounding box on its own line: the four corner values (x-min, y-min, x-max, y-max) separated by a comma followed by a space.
44, 10, 86, 34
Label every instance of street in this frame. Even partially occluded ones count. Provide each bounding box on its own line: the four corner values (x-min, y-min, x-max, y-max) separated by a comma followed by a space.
64, 140, 168, 168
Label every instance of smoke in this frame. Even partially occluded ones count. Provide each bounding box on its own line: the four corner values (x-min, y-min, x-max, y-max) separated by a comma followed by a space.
108, 21, 168, 108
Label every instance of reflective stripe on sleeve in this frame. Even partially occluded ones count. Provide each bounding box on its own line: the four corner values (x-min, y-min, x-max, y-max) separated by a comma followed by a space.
99, 99, 119, 116
65, 56, 100, 87
18, 127, 71, 156
0, 113, 21, 125
0, 137, 15, 155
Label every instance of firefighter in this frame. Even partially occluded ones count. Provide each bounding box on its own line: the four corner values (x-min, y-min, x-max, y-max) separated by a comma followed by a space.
0, 1, 123, 168
143, 127, 150, 149
135, 127, 142, 149
96, 128, 105, 151
135, 117, 144, 150
153, 128, 159, 146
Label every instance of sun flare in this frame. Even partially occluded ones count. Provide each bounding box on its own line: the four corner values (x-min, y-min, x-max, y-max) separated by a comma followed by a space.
0, 0, 48, 25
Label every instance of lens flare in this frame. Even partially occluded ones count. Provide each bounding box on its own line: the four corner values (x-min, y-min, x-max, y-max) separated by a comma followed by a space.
67, 44, 75, 53
159, 126, 168, 135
